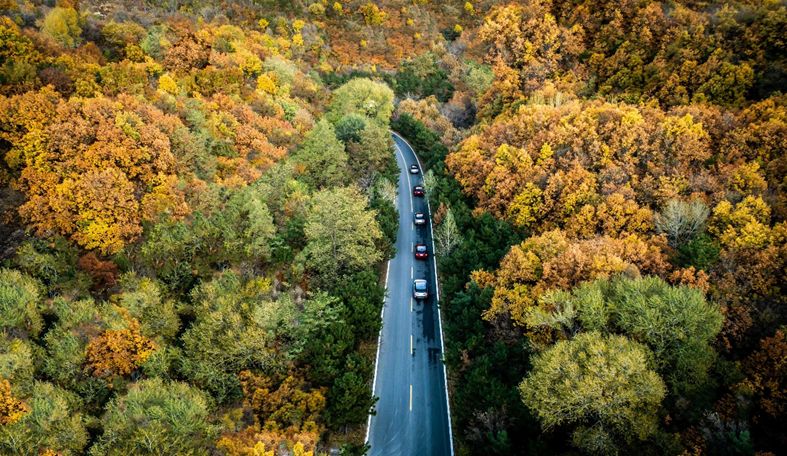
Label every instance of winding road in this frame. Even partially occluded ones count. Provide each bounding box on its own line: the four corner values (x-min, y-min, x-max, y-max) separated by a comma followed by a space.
366, 133, 453, 456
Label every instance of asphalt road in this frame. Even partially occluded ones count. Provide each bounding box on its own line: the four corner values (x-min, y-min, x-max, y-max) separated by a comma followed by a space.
366, 133, 453, 456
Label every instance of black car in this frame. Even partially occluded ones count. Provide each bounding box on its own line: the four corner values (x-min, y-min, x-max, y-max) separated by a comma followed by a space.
409, 164, 420, 174
414, 212, 426, 225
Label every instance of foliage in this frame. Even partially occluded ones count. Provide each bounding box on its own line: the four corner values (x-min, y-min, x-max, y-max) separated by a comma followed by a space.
294, 119, 348, 189
178, 272, 292, 403
520, 332, 666, 455
0, 381, 89, 455
90, 378, 216, 455
84, 317, 157, 383
41, 7, 82, 48
0, 379, 27, 426
327, 78, 394, 125
0, 268, 42, 338
302, 186, 383, 283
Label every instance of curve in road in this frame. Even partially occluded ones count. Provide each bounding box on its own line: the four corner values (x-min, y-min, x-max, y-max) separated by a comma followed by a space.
366, 133, 453, 456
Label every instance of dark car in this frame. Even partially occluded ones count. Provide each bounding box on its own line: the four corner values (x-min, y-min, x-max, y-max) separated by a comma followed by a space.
415, 243, 428, 259
413, 185, 425, 197
414, 212, 426, 225
409, 164, 420, 174
413, 279, 428, 299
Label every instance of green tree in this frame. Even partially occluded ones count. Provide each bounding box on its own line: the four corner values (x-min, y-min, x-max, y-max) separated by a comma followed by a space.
178, 272, 294, 403
520, 332, 666, 455
41, 7, 82, 48
294, 119, 348, 189
347, 120, 395, 189
327, 78, 394, 125
334, 113, 367, 143
0, 268, 43, 338
0, 381, 89, 455
302, 186, 383, 283
326, 353, 376, 429
550, 276, 724, 395
90, 378, 217, 456
602, 276, 722, 394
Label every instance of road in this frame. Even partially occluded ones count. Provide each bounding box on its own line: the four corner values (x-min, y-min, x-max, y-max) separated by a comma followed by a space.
366, 133, 453, 456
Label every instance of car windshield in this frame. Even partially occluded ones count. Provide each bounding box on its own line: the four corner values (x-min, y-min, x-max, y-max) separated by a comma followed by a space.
415, 281, 427, 291
416, 245, 427, 252
416, 213, 424, 218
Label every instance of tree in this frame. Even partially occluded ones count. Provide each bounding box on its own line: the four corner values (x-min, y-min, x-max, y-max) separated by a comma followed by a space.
302, 186, 383, 283
346, 120, 394, 189
90, 378, 217, 455
655, 199, 710, 248
0, 379, 27, 426
239, 371, 326, 433
327, 78, 394, 125
84, 317, 156, 383
294, 119, 348, 189
520, 332, 666, 455
326, 353, 376, 429
0, 268, 42, 338
41, 7, 82, 48
544, 276, 724, 395
435, 205, 462, 256
178, 272, 294, 403
0, 381, 89, 455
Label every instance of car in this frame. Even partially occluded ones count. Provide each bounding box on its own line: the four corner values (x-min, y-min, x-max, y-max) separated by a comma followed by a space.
414, 212, 426, 225
413, 279, 428, 299
409, 164, 420, 174
415, 243, 428, 259
413, 185, 425, 197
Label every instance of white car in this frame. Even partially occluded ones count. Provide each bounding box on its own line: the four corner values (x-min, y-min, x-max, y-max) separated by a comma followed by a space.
413, 279, 428, 300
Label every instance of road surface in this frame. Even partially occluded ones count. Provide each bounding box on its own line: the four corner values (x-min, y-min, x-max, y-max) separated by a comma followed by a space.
366, 133, 453, 456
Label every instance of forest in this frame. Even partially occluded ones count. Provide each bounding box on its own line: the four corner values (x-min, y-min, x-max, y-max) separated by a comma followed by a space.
0, 0, 785, 455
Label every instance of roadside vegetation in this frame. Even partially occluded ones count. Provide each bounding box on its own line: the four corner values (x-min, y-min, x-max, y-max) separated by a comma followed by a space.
1, 0, 785, 455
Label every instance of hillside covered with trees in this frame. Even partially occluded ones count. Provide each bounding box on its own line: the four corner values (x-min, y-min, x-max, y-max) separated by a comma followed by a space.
0, 0, 785, 455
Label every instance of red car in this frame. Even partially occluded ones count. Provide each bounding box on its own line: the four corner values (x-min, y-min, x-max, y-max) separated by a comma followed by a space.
413, 185, 425, 197
415, 243, 428, 259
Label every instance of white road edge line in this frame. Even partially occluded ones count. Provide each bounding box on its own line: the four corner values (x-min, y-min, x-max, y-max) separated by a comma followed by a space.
365, 258, 391, 444
392, 131, 455, 456
409, 384, 413, 412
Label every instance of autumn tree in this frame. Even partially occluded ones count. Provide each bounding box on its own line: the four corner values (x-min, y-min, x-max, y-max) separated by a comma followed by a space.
7, 93, 187, 254
41, 7, 82, 48
84, 317, 156, 383
0, 379, 27, 426
239, 371, 326, 433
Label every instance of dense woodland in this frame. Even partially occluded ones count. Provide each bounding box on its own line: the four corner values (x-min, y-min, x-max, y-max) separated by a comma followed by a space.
0, 0, 785, 455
